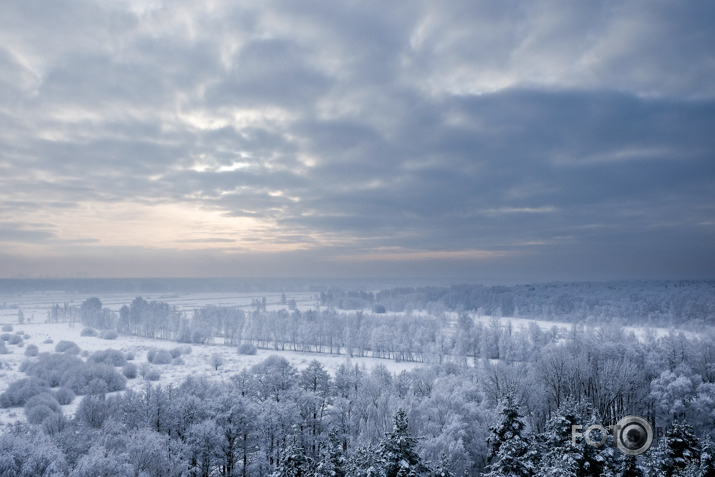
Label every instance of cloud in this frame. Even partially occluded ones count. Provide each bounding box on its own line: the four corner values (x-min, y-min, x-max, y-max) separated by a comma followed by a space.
0, 226, 56, 243
0, 0, 713, 278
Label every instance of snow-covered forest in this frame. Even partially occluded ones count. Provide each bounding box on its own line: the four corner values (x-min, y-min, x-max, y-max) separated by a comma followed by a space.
0, 279, 713, 476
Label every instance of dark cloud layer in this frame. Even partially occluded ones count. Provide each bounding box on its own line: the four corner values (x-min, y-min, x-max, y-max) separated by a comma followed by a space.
0, 0, 713, 279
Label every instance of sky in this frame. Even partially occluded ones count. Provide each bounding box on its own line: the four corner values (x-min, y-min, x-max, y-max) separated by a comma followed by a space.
0, 0, 714, 280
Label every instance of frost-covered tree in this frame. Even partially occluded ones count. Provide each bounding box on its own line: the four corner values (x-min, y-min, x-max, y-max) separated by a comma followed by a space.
0, 424, 67, 476
315, 429, 346, 477
615, 454, 643, 477
68, 444, 133, 477
643, 435, 672, 477
210, 352, 224, 370
378, 409, 431, 477
484, 393, 537, 477
536, 399, 587, 476
665, 421, 700, 476
345, 444, 384, 477
699, 434, 715, 477
643, 420, 700, 477
187, 419, 226, 477
272, 435, 313, 477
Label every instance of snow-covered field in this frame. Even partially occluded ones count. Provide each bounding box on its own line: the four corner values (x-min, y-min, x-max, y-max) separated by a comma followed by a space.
0, 290, 318, 323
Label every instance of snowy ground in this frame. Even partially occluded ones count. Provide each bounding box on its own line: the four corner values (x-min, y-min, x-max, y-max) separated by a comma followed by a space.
0, 290, 319, 323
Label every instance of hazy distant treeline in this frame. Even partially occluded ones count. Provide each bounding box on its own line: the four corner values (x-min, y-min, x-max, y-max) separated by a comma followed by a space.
322, 280, 715, 327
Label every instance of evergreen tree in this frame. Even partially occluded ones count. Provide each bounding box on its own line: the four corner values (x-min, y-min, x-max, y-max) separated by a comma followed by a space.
315, 429, 346, 477
667, 421, 700, 475
615, 454, 643, 477
378, 409, 431, 477
643, 436, 672, 477
643, 421, 700, 477
536, 399, 586, 477
699, 434, 715, 477
272, 436, 312, 477
345, 445, 384, 477
580, 413, 617, 477
484, 394, 536, 477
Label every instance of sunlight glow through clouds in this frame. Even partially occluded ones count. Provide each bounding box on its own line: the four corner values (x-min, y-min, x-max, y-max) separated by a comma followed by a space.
31, 202, 296, 252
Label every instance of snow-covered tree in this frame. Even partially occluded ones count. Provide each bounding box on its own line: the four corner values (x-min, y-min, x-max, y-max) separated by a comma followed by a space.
345, 444, 384, 477
699, 434, 715, 477
666, 421, 700, 476
272, 435, 313, 477
0, 424, 67, 477
210, 353, 224, 371
314, 428, 346, 477
536, 399, 587, 476
186, 419, 226, 477
614, 454, 643, 477
484, 393, 537, 477
643, 420, 700, 477
378, 408, 431, 477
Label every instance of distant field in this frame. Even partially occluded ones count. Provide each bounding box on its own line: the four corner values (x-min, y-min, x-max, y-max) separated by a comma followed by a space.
0, 290, 318, 323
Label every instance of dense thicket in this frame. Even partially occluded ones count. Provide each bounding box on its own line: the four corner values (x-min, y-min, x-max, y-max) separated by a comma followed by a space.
321, 280, 715, 327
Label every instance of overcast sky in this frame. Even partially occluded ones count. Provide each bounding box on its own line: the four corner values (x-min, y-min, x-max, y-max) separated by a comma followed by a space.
0, 0, 713, 280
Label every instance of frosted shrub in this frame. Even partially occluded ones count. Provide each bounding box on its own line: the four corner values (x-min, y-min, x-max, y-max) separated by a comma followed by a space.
88, 349, 127, 367
55, 340, 80, 355
43, 338, 53, 344
80, 327, 97, 337
182, 345, 192, 355
100, 330, 118, 340
125, 351, 135, 361
8, 334, 22, 345
0, 377, 48, 407
0, 333, 10, 341
1, 324, 12, 332
149, 349, 172, 365
140, 363, 151, 379
122, 363, 138, 379
146, 369, 161, 381
61, 363, 127, 395
21, 353, 84, 387
25, 393, 61, 414
0, 342, 8, 354
170, 347, 183, 358
24, 344, 39, 357
238, 342, 257, 355
26, 404, 57, 425
54, 387, 75, 405
171, 357, 185, 366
